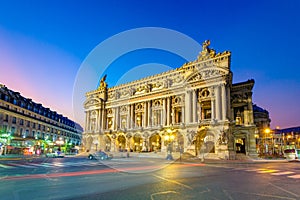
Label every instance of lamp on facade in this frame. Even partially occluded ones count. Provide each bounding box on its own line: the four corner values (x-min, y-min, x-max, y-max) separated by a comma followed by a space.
93, 140, 99, 151
55, 137, 64, 152
165, 128, 175, 160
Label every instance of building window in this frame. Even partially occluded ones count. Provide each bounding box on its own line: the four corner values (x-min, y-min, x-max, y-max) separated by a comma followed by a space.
201, 101, 211, 119
2, 125, 8, 132
136, 114, 142, 127
107, 117, 113, 129
121, 117, 126, 129
12, 117, 16, 124
20, 119, 24, 125
4, 114, 8, 122
27, 121, 30, 127
153, 110, 161, 126
175, 108, 182, 123
11, 127, 16, 135
204, 109, 211, 119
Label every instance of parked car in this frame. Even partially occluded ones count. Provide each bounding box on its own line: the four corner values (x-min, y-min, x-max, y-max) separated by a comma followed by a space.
46, 151, 65, 158
88, 151, 113, 160
284, 148, 299, 161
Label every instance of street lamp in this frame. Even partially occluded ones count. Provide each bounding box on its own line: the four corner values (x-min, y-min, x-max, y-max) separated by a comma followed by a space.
264, 128, 271, 155
165, 128, 175, 160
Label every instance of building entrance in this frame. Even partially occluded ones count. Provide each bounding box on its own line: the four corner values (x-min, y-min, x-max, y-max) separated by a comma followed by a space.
236, 138, 246, 153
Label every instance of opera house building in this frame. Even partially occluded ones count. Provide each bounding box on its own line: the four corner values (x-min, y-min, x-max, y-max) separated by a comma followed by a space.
82, 40, 266, 159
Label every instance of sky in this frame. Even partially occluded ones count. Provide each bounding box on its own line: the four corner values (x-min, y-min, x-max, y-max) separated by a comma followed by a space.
0, 0, 299, 129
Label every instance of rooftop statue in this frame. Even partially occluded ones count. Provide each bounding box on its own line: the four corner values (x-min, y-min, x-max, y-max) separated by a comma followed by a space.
99, 74, 107, 89
202, 40, 211, 52
199, 40, 216, 59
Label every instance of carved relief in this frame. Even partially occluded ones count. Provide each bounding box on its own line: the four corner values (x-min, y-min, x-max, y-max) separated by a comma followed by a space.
108, 91, 120, 100
199, 88, 210, 99
120, 106, 127, 114
135, 103, 144, 111
173, 75, 183, 84
231, 92, 248, 103
135, 84, 151, 94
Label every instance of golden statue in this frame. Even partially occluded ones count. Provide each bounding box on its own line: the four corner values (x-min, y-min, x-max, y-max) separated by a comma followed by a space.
99, 74, 107, 89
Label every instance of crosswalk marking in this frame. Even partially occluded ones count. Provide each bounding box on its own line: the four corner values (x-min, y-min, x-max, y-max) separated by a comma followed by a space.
271, 171, 295, 175
0, 161, 104, 169
6, 163, 35, 168
257, 169, 279, 173
287, 174, 300, 179
0, 163, 14, 169
232, 167, 300, 179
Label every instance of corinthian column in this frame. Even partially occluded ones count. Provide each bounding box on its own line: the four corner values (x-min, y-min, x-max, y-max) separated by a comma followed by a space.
192, 90, 197, 123
167, 97, 170, 125
147, 101, 151, 127
127, 105, 130, 129
221, 84, 227, 120
162, 98, 167, 126
185, 91, 191, 124
215, 85, 221, 120
143, 102, 147, 127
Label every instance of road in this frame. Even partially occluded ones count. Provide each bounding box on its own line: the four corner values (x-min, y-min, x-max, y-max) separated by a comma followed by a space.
0, 156, 299, 200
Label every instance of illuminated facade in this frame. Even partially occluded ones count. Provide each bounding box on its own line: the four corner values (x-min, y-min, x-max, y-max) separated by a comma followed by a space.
0, 84, 82, 154
83, 40, 260, 159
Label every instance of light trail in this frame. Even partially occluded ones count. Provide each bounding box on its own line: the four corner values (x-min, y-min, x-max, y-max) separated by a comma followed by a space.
2, 162, 206, 181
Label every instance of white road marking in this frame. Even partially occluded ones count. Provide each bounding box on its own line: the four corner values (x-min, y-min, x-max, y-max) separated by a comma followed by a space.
271, 171, 295, 175
287, 174, 300, 179
0, 163, 14, 169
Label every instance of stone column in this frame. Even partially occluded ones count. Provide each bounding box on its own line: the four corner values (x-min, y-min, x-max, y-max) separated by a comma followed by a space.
215, 85, 221, 120
172, 107, 175, 125
85, 111, 89, 131
192, 90, 197, 123
97, 109, 101, 131
116, 107, 120, 130
167, 97, 170, 125
131, 104, 134, 128
101, 103, 106, 131
162, 98, 167, 126
147, 101, 151, 127
143, 102, 147, 127
247, 92, 254, 125
127, 105, 130, 129
211, 86, 215, 121
198, 101, 202, 122
221, 84, 227, 120
185, 91, 191, 124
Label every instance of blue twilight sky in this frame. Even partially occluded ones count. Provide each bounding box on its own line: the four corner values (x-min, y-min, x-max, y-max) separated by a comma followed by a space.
0, 0, 299, 129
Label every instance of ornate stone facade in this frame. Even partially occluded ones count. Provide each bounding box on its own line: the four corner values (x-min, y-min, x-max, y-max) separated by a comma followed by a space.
0, 84, 82, 154
83, 40, 259, 159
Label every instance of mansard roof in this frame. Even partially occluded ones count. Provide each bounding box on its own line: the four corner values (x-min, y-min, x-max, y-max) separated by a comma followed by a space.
253, 104, 269, 114
0, 84, 78, 128
275, 126, 300, 134
231, 79, 255, 91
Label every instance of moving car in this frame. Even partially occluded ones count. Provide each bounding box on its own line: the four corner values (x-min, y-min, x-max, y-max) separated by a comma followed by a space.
88, 151, 113, 160
46, 151, 65, 158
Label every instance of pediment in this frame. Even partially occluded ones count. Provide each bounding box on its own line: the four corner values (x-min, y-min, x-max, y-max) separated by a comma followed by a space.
84, 98, 101, 108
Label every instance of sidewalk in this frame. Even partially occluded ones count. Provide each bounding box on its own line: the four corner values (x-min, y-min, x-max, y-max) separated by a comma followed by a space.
0, 154, 43, 161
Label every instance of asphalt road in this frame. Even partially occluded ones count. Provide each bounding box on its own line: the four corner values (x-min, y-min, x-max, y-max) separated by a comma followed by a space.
0, 157, 299, 200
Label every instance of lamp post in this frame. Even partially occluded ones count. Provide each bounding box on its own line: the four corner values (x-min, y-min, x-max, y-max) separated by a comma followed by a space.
165, 128, 175, 160
264, 128, 271, 156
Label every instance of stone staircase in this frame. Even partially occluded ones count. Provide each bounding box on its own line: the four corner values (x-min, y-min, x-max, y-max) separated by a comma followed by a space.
235, 153, 252, 160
